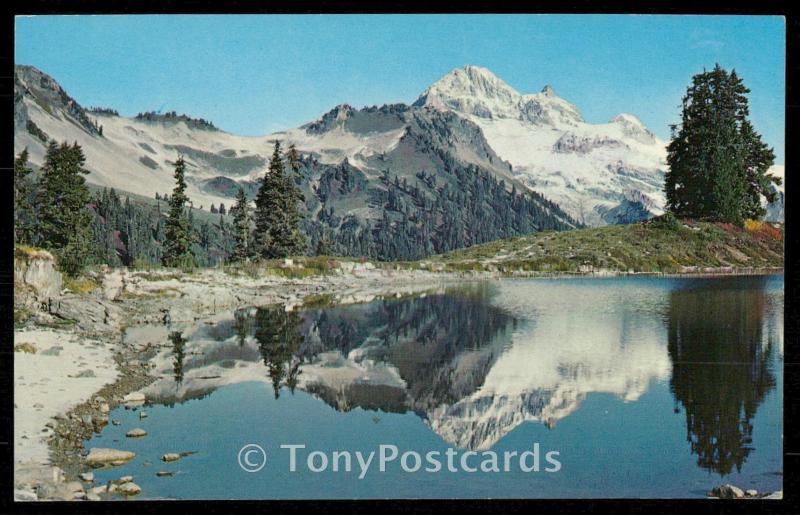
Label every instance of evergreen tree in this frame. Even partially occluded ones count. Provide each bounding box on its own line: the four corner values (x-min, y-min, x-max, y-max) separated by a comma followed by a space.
287, 144, 301, 177
665, 65, 779, 224
219, 203, 226, 215
280, 143, 307, 253
14, 148, 34, 244
252, 143, 282, 258
740, 120, 779, 220
315, 234, 333, 256
162, 157, 195, 267
231, 187, 251, 262
252, 141, 306, 259
35, 141, 93, 276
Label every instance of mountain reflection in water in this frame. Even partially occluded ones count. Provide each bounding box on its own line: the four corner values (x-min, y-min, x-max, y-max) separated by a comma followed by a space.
133, 277, 781, 477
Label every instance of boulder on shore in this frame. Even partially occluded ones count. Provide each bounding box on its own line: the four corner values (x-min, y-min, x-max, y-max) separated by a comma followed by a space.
117, 482, 141, 496
84, 448, 136, 468
122, 392, 146, 404
710, 484, 745, 499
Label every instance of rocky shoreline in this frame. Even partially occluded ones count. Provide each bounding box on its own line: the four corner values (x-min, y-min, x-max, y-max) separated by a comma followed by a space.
13, 255, 470, 500
13, 252, 784, 501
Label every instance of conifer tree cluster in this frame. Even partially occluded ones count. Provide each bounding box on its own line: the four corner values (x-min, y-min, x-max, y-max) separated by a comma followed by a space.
14, 149, 34, 245
89, 186, 233, 268
17, 141, 94, 276
665, 65, 780, 224
251, 141, 307, 259
16, 143, 238, 272
14, 135, 575, 271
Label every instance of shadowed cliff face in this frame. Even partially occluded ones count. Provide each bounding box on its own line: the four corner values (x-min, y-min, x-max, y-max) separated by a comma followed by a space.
667, 277, 778, 476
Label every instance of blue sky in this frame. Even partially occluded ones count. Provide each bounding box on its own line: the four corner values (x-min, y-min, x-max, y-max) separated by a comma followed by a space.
16, 14, 785, 163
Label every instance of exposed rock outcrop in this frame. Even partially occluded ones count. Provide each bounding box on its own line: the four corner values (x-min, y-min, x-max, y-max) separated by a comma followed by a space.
14, 247, 63, 309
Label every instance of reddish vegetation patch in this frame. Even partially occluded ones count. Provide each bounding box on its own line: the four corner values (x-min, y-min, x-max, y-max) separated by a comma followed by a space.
742, 219, 784, 241
715, 222, 741, 234
754, 224, 783, 241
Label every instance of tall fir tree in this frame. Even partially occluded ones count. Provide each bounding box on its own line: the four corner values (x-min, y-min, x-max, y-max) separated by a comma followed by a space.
665, 65, 779, 224
252, 141, 306, 259
279, 143, 307, 254
162, 157, 195, 267
286, 144, 301, 176
231, 187, 251, 262
252, 142, 282, 258
35, 141, 93, 276
14, 148, 34, 244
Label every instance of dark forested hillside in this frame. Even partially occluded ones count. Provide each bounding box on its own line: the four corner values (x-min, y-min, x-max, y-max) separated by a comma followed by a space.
299, 155, 576, 261
88, 188, 234, 268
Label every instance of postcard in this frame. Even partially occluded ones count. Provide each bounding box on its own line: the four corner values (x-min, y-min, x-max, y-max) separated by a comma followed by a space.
12, 13, 785, 502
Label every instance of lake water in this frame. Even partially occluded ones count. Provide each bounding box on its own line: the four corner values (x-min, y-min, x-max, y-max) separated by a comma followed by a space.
87, 275, 783, 499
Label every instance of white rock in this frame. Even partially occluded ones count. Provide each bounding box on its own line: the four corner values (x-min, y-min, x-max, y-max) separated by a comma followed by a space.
84, 448, 136, 467
78, 472, 94, 482
14, 249, 63, 302
122, 392, 145, 404
710, 484, 745, 499
14, 489, 38, 501
126, 428, 147, 438
117, 482, 141, 496
161, 453, 181, 462
118, 475, 134, 484
101, 270, 125, 301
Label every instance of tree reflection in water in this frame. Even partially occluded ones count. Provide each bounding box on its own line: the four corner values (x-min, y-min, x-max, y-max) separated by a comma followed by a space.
170, 331, 187, 387
667, 277, 777, 476
254, 306, 304, 399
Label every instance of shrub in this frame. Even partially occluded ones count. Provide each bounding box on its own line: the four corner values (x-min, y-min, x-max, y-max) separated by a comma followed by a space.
653, 212, 681, 231
744, 219, 763, 232
14, 342, 37, 354
63, 276, 98, 294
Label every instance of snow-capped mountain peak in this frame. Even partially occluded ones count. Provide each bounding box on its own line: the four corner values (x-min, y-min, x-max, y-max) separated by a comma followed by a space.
413, 65, 668, 225
414, 65, 583, 128
414, 64, 520, 119
610, 113, 656, 144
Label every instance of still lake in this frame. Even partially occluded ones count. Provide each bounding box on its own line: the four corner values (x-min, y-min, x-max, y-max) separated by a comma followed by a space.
87, 275, 783, 499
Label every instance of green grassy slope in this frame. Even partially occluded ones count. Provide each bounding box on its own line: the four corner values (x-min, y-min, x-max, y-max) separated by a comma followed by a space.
430, 219, 784, 274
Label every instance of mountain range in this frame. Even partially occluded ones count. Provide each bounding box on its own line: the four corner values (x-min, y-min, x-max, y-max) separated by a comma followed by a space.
13, 64, 784, 260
